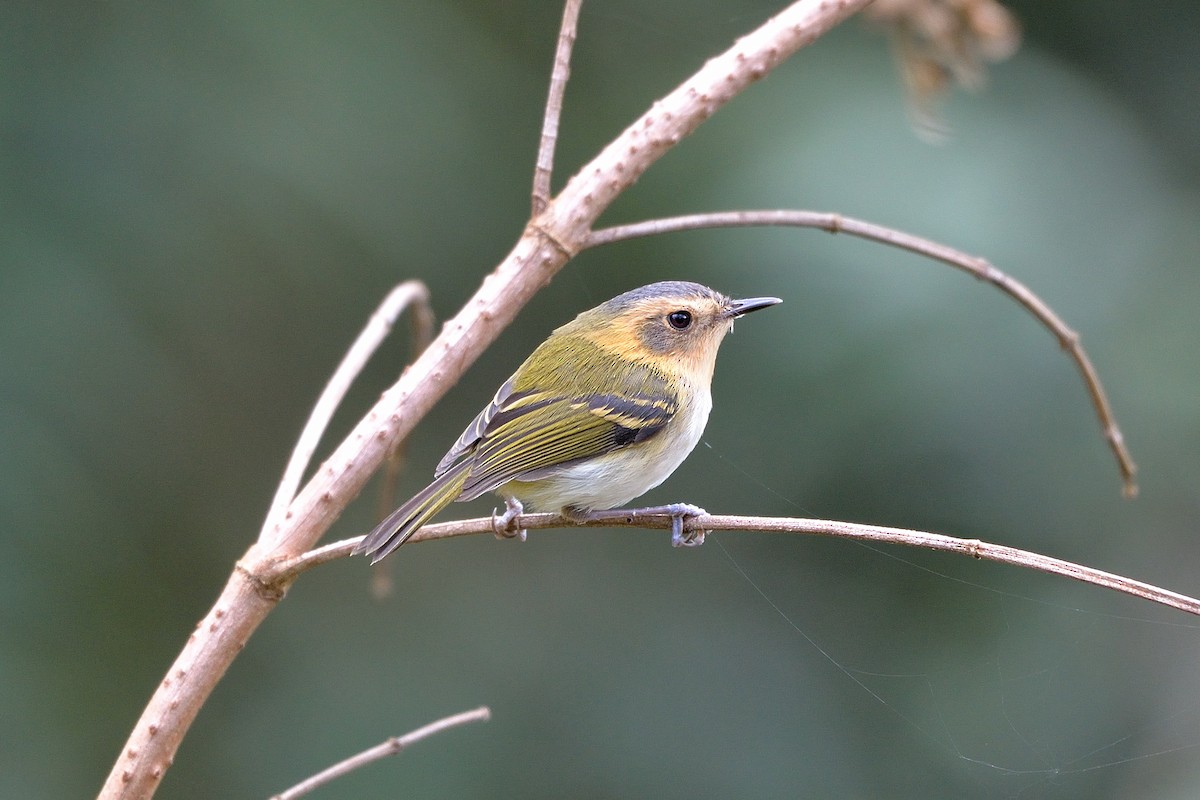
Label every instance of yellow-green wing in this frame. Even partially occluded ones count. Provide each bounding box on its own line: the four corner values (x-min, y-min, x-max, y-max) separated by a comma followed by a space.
455, 390, 677, 502
436, 335, 678, 479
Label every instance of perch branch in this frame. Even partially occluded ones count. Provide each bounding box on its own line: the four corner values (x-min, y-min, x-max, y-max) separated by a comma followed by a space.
269, 707, 491, 800
532, 0, 582, 215
268, 513, 1200, 618
587, 211, 1138, 497
99, 3, 873, 798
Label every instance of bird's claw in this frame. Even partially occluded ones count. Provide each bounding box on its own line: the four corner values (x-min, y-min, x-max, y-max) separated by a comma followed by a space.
663, 503, 708, 548
491, 497, 527, 542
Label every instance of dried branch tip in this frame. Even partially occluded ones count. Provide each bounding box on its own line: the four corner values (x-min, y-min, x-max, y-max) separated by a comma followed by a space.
866, 0, 1021, 139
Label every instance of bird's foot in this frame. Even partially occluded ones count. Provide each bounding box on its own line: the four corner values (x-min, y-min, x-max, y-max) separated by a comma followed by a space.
491, 497, 527, 542
659, 503, 708, 547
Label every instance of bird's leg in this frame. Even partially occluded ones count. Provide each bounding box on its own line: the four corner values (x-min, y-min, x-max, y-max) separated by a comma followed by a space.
581, 503, 708, 547
491, 496, 526, 542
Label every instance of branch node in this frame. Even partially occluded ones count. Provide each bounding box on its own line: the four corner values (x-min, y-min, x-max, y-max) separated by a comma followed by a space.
234, 560, 290, 603
1058, 326, 1081, 351
525, 219, 579, 259
974, 257, 1004, 285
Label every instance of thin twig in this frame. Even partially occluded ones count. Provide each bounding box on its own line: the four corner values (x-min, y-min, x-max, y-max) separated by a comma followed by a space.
532, 0, 582, 215
269, 707, 491, 800
267, 513, 1200, 618
586, 210, 1138, 498
261, 281, 433, 544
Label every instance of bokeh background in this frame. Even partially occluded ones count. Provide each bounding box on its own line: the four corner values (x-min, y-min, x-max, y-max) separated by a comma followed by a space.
3, 2, 1199, 797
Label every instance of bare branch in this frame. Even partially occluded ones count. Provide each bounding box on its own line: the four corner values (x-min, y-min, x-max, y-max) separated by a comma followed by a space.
261, 281, 433, 541
270, 707, 491, 800
532, 0, 582, 215
268, 513, 1200, 618
587, 210, 1138, 498
100, 5, 873, 797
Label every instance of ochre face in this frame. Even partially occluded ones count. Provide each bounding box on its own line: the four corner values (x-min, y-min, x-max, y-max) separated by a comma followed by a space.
557, 281, 777, 387
609, 297, 729, 391
573, 294, 732, 388
631, 297, 732, 358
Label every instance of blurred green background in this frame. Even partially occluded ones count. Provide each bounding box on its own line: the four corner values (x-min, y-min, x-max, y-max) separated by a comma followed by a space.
3, 1, 1199, 797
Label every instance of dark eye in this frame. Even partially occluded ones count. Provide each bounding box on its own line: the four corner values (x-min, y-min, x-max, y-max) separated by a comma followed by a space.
667, 310, 693, 330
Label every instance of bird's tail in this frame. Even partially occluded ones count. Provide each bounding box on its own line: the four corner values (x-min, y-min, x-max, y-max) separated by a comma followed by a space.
354, 459, 472, 563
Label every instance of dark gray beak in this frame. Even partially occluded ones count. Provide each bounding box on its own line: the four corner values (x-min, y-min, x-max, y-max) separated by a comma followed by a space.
725, 295, 782, 319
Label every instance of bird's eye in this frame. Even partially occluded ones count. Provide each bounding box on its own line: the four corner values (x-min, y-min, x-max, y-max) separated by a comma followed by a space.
667, 310, 693, 330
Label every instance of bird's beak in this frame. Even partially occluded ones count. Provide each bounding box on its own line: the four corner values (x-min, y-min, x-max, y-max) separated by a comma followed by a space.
725, 295, 782, 319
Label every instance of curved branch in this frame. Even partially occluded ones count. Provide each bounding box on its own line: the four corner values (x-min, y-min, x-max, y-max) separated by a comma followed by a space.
261, 281, 433, 540
267, 513, 1199, 618
587, 211, 1138, 497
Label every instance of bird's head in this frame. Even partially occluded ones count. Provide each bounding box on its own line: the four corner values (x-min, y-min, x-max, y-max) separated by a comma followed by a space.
566, 280, 781, 384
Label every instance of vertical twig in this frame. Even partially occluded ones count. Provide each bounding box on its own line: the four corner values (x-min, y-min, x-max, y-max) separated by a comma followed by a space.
531, 0, 582, 215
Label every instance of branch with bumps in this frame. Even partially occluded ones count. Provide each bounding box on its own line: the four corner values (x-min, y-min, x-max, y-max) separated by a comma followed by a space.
98, 2, 1154, 798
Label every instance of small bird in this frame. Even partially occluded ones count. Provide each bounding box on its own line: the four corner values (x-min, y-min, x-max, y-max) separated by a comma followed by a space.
355, 280, 781, 563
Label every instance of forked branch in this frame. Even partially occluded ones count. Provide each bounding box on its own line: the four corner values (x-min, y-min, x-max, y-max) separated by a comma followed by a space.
99, 4, 875, 798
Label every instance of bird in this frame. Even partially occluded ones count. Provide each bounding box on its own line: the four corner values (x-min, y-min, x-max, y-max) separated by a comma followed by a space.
354, 280, 781, 564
